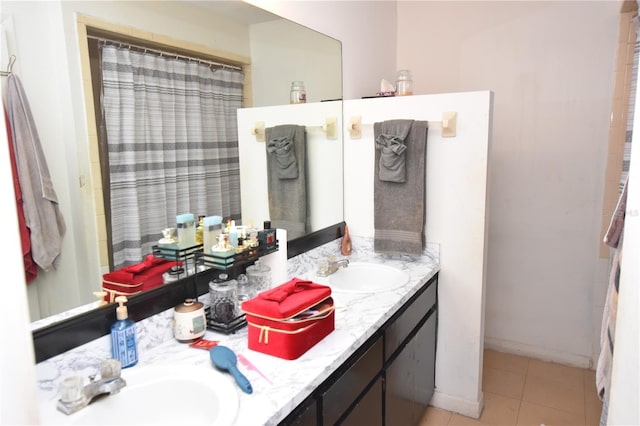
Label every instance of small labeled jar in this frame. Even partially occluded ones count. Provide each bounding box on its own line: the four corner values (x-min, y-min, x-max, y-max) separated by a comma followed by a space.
395, 70, 414, 96
290, 81, 307, 104
173, 299, 206, 342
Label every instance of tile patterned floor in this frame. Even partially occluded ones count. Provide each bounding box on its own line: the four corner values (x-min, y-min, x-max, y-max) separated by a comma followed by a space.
420, 349, 603, 426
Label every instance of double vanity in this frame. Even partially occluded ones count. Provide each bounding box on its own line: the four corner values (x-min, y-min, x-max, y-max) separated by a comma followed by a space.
36, 236, 440, 425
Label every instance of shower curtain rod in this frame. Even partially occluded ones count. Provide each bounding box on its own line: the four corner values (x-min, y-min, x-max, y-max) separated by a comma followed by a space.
87, 35, 243, 71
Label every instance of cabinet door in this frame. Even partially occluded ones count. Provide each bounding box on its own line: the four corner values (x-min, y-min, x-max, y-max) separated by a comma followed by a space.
385, 310, 437, 425
323, 338, 383, 425
385, 277, 437, 361
340, 377, 383, 426
280, 399, 318, 426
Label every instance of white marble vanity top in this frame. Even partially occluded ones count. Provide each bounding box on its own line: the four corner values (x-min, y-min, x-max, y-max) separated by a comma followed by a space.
35, 237, 439, 425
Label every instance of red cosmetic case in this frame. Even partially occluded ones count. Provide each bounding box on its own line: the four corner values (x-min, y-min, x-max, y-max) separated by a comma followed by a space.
102, 255, 180, 303
241, 278, 335, 360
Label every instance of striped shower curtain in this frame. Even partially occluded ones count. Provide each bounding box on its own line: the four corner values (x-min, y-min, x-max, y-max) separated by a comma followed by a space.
100, 44, 243, 269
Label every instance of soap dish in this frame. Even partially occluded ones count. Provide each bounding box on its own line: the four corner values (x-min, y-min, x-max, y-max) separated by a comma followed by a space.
205, 307, 246, 334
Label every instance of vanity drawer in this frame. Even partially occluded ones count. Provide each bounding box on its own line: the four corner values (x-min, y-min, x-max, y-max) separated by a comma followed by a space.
384, 277, 437, 361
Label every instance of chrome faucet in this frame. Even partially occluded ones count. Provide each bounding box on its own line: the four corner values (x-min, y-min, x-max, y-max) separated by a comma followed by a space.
316, 257, 349, 277
57, 359, 127, 415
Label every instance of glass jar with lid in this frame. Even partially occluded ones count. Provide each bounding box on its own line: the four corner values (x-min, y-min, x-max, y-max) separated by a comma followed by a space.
245, 260, 272, 293
208, 273, 238, 324
290, 81, 307, 104
395, 70, 414, 96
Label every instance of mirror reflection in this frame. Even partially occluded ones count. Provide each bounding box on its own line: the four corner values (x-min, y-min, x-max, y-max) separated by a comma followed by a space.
1, 1, 342, 324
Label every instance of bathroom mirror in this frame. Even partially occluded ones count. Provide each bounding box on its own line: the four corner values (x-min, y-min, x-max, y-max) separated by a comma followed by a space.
1, 0, 343, 326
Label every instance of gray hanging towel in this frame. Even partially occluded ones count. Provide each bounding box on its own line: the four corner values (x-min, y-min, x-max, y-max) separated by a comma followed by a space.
375, 119, 412, 183
6, 74, 66, 271
374, 120, 428, 256
267, 127, 298, 179
265, 125, 308, 239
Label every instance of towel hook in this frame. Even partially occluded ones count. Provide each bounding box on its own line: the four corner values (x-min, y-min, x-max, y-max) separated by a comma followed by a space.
441, 111, 457, 137
0, 55, 16, 77
321, 117, 337, 140
348, 116, 362, 139
251, 121, 265, 142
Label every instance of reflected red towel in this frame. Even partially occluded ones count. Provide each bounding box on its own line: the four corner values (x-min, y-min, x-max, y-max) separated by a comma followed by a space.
4, 107, 37, 283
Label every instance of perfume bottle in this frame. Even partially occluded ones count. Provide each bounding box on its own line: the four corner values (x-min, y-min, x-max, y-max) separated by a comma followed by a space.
176, 213, 196, 249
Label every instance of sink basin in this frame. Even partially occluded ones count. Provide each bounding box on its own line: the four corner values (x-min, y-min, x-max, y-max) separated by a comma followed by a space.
41, 364, 239, 426
327, 262, 410, 293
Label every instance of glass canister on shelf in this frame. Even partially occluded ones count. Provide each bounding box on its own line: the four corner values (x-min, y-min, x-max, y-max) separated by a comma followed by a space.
395, 70, 414, 96
236, 274, 255, 304
208, 273, 238, 324
245, 260, 272, 293
290, 81, 306, 104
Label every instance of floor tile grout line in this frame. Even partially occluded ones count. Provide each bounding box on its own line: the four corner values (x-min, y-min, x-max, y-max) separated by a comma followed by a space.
514, 356, 531, 426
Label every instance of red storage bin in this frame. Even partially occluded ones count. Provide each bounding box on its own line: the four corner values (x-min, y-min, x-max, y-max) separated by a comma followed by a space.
241, 278, 335, 360
102, 255, 181, 303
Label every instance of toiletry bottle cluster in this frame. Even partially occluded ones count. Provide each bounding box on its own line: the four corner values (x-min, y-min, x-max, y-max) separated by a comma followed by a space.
160, 214, 276, 256
210, 219, 277, 257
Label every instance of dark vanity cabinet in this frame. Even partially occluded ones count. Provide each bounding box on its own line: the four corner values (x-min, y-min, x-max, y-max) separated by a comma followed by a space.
281, 273, 438, 426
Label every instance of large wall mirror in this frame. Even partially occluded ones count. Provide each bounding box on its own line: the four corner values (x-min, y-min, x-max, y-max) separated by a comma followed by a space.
1, 1, 343, 329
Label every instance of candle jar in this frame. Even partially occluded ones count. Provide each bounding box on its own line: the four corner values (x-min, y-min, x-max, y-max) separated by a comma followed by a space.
395, 70, 414, 96
290, 81, 307, 104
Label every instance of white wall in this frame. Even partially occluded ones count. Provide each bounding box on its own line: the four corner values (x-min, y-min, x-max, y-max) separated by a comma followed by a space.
250, 19, 341, 106
396, 1, 620, 367
344, 92, 492, 417
244, 0, 398, 100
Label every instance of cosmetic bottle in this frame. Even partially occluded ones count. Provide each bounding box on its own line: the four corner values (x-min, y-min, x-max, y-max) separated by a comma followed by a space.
341, 225, 352, 256
258, 220, 276, 254
229, 220, 239, 248
203, 215, 223, 253
195, 215, 205, 245
176, 213, 196, 249
110, 296, 138, 368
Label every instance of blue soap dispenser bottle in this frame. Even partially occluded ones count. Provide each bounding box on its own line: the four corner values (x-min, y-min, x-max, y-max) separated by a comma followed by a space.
111, 296, 138, 368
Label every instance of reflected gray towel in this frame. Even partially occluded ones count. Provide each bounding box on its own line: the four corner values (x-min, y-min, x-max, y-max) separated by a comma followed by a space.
6, 74, 66, 271
375, 119, 412, 183
374, 120, 428, 256
267, 128, 298, 179
265, 125, 308, 239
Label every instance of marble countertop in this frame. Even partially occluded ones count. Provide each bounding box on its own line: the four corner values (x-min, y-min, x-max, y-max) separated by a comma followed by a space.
35, 237, 439, 425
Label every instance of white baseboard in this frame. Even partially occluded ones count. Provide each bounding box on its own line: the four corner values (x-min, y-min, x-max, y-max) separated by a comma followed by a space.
484, 337, 594, 369
430, 390, 483, 419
